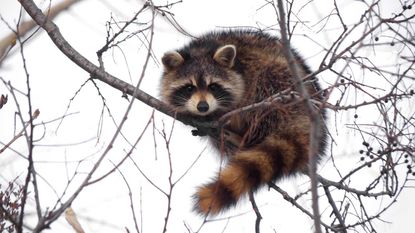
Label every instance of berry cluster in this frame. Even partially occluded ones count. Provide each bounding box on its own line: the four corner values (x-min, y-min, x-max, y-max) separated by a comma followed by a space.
358, 140, 414, 176
359, 141, 375, 167
404, 154, 415, 176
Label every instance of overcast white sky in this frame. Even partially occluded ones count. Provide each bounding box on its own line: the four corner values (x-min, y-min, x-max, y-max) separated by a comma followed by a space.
0, 0, 414, 233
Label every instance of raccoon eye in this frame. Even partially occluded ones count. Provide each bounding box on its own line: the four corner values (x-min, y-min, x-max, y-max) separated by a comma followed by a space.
208, 83, 220, 91
185, 84, 196, 93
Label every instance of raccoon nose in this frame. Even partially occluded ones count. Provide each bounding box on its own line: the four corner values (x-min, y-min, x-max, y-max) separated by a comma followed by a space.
197, 101, 209, 113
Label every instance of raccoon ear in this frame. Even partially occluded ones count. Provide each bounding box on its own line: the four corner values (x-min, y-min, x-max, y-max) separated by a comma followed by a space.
162, 51, 184, 70
213, 45, 236, 68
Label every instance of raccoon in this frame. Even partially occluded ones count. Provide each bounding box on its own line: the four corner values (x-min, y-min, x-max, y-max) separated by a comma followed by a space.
160, 30, 327, 216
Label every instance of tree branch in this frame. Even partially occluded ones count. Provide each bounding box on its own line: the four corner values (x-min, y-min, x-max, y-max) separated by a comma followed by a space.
275, 1, 324, 232
16, 0, 172, 118
248, 191, 262, 233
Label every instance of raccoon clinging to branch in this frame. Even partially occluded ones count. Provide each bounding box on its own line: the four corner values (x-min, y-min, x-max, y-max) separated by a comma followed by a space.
160, 30, 327, 216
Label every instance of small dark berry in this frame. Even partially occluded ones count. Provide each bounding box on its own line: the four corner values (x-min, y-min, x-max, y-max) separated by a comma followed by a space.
366, 152, 371, 156
370, 155, 374, 159
393, 142, 398, 147
374, 37, 379, 41
354, 114, 358, 119
377, 150, 382, 154
410, 89, 414, 95
359, 150, 364, 154
340, 79, 345, 84
367, 163, 372, 168
368, 147, 373, 152
363, 141, 369, 147
360, 157, 365, 161
408, 5, 412, 9
403, 5, 407, 10
404, 154, 409, 158
390, 42, 395, 46
405, 159, 409, 163
407, 165, 412, 169
384, 99, 389, 103
412, 172, 415, 176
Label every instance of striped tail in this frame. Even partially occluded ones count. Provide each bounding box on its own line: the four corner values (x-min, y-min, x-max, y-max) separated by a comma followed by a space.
193, 133, 310, 215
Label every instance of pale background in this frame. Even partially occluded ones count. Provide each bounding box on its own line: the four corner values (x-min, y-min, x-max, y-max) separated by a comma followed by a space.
0, 0, 414, 233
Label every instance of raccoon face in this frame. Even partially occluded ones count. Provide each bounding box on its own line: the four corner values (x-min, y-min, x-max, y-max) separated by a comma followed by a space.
160, 45, 245, 117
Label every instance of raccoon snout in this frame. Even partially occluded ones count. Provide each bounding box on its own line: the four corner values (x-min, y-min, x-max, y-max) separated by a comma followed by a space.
197, 101, 209, 113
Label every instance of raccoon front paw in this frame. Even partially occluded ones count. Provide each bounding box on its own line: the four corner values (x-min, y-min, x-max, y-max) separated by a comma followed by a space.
191, 128, 208, 137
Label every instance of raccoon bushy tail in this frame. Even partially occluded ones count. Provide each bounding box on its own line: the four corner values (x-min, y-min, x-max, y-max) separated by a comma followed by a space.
193, 134, 310, 215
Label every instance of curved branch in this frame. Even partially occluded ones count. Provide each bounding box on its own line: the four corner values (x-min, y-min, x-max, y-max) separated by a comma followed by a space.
16, 0, 174, 120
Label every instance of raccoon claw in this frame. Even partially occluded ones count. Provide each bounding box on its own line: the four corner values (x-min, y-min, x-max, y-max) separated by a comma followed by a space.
192, 128, 207, 137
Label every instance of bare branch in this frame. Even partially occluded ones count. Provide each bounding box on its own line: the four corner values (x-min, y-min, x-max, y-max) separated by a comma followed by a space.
275, 1, 324, 232
248, 191, 262, 233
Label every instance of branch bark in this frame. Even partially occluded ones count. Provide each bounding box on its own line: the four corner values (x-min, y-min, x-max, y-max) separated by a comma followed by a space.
16, 0, 174, 119
248, 191, 262, 233
275, 1, 324, 233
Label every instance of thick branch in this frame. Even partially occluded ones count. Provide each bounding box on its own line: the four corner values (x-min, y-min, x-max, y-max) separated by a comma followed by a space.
17, 0, 174, 120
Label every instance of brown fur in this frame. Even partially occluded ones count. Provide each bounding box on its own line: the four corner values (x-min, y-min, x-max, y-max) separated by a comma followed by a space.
159, 30, 327, 215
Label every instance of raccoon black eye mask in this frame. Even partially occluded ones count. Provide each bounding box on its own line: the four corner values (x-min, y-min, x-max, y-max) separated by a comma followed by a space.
160, 30, 327, 216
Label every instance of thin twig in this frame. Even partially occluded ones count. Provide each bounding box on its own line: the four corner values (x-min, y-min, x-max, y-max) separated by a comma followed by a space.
248, 191, 262, 233
16, 0, 157, 231
111, 161, 141, 233
268, 182, 335, 231
0, 0, 82, 63
322, 185, 346, 233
